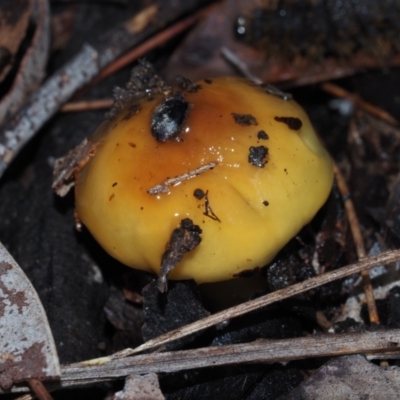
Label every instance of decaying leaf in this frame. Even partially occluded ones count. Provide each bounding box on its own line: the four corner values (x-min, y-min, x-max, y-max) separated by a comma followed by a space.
0, 0, 33, 82
165, 0, 400, 85
157, 218, 202, 292
0, 0, 50, 126
284, 355, 400, 399
0, 241, 60, 391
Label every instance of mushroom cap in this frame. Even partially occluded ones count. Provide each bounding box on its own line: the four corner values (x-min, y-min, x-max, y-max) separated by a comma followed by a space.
75, 77, 333, 283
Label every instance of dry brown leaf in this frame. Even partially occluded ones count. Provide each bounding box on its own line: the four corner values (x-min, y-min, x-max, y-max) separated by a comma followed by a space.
0, 0, 50, 126
0, 0, 33, 82
165, 0, 400, 85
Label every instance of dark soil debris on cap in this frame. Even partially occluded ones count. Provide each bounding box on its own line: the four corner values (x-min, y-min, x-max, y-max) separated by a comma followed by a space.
193, 188, 205, 200
263, 200, 269, 206
122, 103, 141, 121
106, 60, 170, 119
274, 116, 303, 130
204, 79, 212, 84
248, 146, 268, 168
257, 130, 269, 140
232, 113, 258, 126
151, 92, 190, 142
176, 75, 202, 93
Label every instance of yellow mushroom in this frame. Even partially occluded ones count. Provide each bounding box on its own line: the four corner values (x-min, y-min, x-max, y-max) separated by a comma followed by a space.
72, 74, 333, 284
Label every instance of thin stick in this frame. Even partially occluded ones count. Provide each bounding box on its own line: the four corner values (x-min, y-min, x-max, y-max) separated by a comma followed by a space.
100, 250, 400, 358
59, 329, 400, 388
12, 328, 400, 395
220, 47, 263, 84
333, 160, 380, 324
95, 3, 219, 85
61, 99, 113, 113
147, 162, 217, 195
27, 380, 53, 400
0, 45, 99, 176
267, 54, 400, 87
322, 82, 399, 126
62, 4, 218, 112
62, 329, 400, 382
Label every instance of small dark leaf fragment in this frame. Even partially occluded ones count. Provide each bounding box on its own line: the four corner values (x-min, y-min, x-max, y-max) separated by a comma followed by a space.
232, 113, 258, 126
157, 219, 202, 292
257, 130, 269, 140
151, 92, 190, 142
274, 116, 303, 130
193, 188, 205, 200
248, 146, 268, 168
176, 75, 202, 93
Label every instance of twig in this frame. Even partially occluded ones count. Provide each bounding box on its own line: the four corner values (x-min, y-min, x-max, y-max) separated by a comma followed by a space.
220, 47, 263, 84
0, 0, 212, 178
14, 328, 400, 396
100, 250, 400, 357
61, 99, 113, 112
94, 3, 219, 86
10, 252, 400, 397
333, 160, 380, 324
147, 162, 217, 195
322, 82, 399, 126
11, 328, 400, 395
0, 44, 99, 176
28, 380, 53, 400
61, 329, 400, 383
